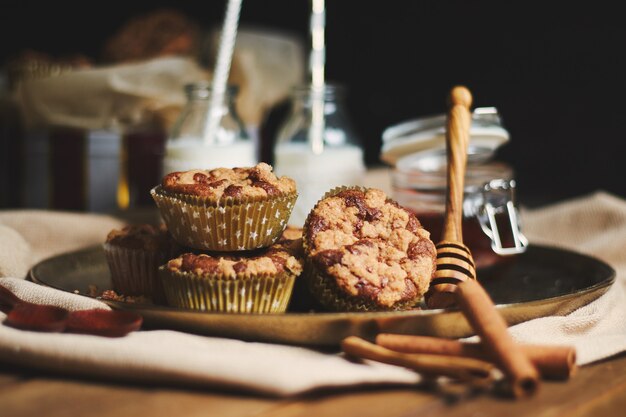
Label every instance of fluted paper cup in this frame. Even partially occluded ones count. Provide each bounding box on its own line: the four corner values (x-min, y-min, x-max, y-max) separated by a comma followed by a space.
159, 267, 296, 313
103, 243, 168, 304
151, 186, 297, 252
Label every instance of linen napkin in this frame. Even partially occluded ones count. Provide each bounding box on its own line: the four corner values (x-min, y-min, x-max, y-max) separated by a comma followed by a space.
1, 192, 626, 395
510, 192, 626, 364
0, 211, 421, 395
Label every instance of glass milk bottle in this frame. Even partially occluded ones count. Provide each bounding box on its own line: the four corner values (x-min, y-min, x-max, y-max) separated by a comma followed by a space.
162, 82, 256, 175
274, 84, 365, 226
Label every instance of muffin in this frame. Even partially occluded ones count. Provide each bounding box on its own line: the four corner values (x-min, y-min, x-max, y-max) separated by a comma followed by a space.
303, 187, 437, 311
160, 230, 304, 313
103, 224, 177, 303
151, 163, 297, 252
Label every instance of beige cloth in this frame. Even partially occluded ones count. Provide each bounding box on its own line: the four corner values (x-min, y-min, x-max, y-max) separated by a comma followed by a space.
1, 192, 626, 394
0, 210, 125, 277
14, 29, 305, 132
14, 57, 207, 131
509, 192, 626, 364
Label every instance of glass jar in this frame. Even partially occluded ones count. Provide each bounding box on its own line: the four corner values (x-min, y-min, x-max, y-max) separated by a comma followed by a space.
274, 84, 365, 226
385, 108, 527, 269
162, 82, 255, 176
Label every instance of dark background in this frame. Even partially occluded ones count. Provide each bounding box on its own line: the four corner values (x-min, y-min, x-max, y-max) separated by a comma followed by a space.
1, 0, 625, 207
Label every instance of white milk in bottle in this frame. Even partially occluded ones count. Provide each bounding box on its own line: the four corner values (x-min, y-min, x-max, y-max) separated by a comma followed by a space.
162, 83, 256, 175
273, 85, 365, 226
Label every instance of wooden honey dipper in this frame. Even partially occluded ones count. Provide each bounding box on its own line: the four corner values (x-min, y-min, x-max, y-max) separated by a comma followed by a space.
425, 85, 476, 309
423, 86, 541, 397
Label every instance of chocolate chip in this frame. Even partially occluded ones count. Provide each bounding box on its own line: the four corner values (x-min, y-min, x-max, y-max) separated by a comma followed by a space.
193, 173, 210, 183
406, 216, 419, 233
181, 253, 197, 271
180, 254, 221, 274
162, 172, 182, 187
355, 280, 381, 298
357, 239, 375, 247
337, 190, 367, 213
406, 213, 421, 233
407, 239, 434, 259
346, 239, 375, 255
336, 189, 381, 222
364, 207, 382, 222
314, 249, 344, 267
401, 278, 418, 299
269, 255, 287, 271
307, 215, 329, 236
206, 179, 227, 189
247, 167, 261, 182
251, 180, 280, 196
223, 185, 243, 198
232, 262, 247, 274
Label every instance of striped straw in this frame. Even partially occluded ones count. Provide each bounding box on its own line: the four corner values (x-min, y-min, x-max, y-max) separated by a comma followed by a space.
203, 0, 243, 145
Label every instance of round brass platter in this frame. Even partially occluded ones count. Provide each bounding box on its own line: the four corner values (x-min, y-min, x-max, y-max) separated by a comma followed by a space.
30, 245, 615, 346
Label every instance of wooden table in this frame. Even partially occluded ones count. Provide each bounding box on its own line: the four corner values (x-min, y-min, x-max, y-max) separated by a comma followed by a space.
2, 353, 626, 417
3, 171, 624, 416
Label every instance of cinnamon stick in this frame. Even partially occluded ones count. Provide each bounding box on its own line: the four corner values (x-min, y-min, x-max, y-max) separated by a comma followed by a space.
455, 279, 540, 397
376, 334, 577, 380
341, 336, 496, 384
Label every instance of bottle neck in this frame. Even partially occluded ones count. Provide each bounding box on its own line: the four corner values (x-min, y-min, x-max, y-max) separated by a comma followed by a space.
184, 83, 238, 106
290, 85, 345, 109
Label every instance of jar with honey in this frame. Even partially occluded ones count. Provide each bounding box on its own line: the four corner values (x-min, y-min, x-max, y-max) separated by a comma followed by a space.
381, 107, 527, 269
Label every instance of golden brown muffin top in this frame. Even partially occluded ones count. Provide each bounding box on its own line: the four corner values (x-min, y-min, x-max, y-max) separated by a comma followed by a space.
161, 162, 296, 201
106, 224, 171, 251
305, 188, 436, 308
167, 230, 303, 278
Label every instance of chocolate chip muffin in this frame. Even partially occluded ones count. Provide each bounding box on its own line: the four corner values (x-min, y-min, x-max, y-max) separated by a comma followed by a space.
303, 187, 436, 311
160, 230, 304, 313
151, 163, 298, 252
104, 224, 178, 303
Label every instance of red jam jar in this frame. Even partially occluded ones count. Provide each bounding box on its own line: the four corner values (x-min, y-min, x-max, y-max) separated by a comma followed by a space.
383, 107, 527, 269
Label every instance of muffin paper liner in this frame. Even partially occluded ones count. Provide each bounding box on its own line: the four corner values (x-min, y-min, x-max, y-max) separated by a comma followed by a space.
151, 186, 297, 252
159, 267, 297, 313
103, 243, 168, 304
302, 185, 419, 312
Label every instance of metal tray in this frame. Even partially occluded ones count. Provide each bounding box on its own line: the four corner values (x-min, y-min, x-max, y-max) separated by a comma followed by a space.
29, 245, 615, 346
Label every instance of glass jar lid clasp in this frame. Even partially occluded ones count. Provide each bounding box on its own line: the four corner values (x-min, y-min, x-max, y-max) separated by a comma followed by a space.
477, 179, 528, 255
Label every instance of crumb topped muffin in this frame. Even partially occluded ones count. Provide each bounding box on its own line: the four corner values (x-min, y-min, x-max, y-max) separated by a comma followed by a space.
106, 224, 171, 250
160, 229, 304, 313
152, 163, 298, 251
303, 187, 436, 311
103, 224, 177, 303
161, 162, 296, 201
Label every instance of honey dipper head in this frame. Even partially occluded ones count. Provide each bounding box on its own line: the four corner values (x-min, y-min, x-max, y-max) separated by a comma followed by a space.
425, 241, 476, 309
449, 86, 473, 109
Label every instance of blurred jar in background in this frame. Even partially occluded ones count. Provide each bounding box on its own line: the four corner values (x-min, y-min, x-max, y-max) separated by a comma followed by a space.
273, 84, 365, 226
0, 78, 23, 209
382, 108, 527, 269
11, 55, 203, 212
120, 117, 167, 209
162, 82, 255, 176
21, 123, 166, 212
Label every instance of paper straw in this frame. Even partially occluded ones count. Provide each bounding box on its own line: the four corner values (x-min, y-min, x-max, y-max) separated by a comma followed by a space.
309, 0, 325, 154
203, 0, 243, 145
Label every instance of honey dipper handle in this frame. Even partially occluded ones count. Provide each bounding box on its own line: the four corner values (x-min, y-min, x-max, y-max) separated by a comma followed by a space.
442, 86, 473, 243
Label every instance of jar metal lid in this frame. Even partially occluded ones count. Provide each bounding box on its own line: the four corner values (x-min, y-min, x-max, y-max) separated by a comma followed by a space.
380, 107, 509, 166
